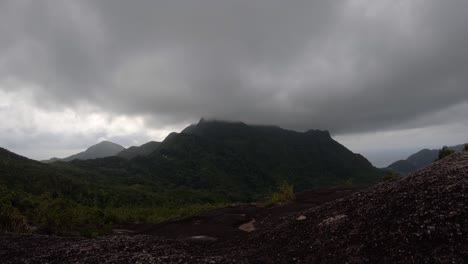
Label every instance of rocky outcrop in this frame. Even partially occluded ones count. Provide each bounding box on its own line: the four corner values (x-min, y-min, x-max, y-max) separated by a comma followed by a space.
220, 152, 468, 263
0, 235, 216, 264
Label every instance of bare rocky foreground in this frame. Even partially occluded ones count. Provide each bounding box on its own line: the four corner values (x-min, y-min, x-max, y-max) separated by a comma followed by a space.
113, 186, 357, 242
2, 152, 468, 263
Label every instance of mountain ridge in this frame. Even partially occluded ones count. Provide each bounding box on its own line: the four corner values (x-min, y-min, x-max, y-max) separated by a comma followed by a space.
42, 141, 125, 163
117, 141, 161, 159
387, 143, 465, 174
63, 120, 382, 200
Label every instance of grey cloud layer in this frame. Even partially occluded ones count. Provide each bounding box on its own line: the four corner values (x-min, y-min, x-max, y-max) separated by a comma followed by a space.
1, 0, 468, 133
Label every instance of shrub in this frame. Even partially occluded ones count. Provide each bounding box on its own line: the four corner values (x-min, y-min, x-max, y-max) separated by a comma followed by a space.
383, 171, 398, 182
265, 181, 295, 207
437, 146, 455, 161
0, 203, 30, 233
344, 179, 354, 187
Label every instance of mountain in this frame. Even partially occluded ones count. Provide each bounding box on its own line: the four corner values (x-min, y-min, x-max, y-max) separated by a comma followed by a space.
117, 141, 160, 159
386, 159, 418, 174
73, 120, 382, 201
62, 141, 125, 161
180, 120, 382, 189
388, 143, 465, 174
42, 157, 61, 163
0, 120, 383, 234
43, 141, 126, 163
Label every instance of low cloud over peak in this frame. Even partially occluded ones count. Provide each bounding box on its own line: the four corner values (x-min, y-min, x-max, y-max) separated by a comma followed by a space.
1, 0, 468, 163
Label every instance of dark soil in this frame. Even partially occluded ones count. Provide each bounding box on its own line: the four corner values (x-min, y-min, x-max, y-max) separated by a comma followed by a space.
2, 152, 468, 263
114, 186, 357, 242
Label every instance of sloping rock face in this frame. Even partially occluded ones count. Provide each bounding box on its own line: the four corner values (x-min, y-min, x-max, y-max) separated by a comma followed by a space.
0, 235, 221, 264
219, 152, 468, 263
1, 152, 468, 263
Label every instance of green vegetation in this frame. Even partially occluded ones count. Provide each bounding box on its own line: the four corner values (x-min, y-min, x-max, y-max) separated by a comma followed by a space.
168, 121, 382, 191
0, 201, 30, 234
437, 146, 455, 161
464, 144, 468, 152
0, 121, 383, 236
383, 171, 399, 182
69, 121, 382, 201
265, 181, 295, 207
0, 148, 227, 235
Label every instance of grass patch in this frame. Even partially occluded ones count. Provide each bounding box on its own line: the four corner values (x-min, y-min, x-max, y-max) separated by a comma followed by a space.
265, 181, 295, 207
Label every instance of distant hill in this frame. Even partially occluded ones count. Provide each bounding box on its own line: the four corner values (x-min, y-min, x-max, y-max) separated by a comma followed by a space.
73, 120, 382, 201
0, 147, 95, 204
117, 141, 160, 159
387, 144, 465, 174
42, 141, 125, 163
43, 157, 61, 163
0, 147, 38, 163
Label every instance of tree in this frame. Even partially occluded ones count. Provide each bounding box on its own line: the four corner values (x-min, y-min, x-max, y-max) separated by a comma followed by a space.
437, 146, 455, 161
464, 144, 468, 152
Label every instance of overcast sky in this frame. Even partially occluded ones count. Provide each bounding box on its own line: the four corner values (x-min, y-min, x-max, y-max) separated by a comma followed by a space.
1, 0, 468, 167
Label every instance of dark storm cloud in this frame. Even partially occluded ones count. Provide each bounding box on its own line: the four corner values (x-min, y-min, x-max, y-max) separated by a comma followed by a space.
1, 0, 468, 134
